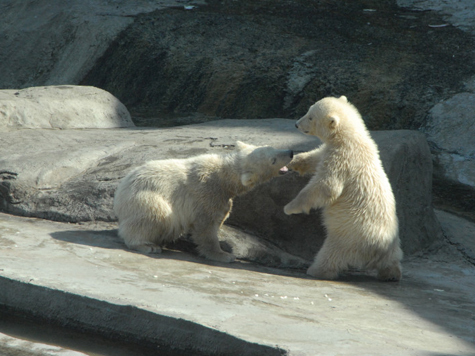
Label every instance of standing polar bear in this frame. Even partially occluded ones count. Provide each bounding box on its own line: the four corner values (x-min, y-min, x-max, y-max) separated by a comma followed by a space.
285, 96, 403, 281
114, 141, 293, 263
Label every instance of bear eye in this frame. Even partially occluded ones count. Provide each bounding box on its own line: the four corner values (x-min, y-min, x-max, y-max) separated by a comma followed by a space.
308, 116, 313, 121
271, 158, 277, 165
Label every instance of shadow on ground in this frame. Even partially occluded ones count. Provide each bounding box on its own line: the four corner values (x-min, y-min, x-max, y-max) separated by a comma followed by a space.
50, 226, 475, 352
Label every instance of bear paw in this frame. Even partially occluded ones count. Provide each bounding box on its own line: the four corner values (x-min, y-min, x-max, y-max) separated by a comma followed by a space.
284, 202, 307, 215
128, 243, 162, 254
377, 265, 402, 282
287, 154, 310, 176
287, 163, 305, 176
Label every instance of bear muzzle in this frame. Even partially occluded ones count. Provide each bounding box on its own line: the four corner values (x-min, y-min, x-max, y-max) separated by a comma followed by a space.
295, 121, 310, 134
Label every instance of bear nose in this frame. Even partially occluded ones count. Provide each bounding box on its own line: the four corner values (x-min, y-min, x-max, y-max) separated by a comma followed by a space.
295, 123, 299, 128
289, 150, 294, 159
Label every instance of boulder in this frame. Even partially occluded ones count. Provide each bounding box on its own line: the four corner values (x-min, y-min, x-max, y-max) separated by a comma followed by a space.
0, 86, 134, 129
435, 209, 475, 264
424, 93, 475, 189
0, 117, 443, 264
80, 0, 475, 132
2, 0, 473, 133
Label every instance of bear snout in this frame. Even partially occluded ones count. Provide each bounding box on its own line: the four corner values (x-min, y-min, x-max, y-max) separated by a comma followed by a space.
295, 123, 299, 129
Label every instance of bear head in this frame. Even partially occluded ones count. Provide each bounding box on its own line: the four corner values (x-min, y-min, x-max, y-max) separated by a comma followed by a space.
236, 141, 293, 188
295, 96, 365, 143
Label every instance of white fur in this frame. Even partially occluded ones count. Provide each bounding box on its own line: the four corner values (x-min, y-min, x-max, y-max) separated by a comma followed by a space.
285, 96, 403, 281
114, 141, 293, 262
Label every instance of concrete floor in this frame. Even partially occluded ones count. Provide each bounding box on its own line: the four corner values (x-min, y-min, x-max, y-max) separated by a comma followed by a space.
0, 212, 474, 355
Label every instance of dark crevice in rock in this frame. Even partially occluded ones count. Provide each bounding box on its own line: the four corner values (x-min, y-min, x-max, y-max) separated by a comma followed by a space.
433, 178, 475, 222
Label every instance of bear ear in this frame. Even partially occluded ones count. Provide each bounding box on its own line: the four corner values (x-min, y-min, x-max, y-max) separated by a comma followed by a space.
328, 115, 340, 129
338, 95, 348, 103
240, 172, 254, 187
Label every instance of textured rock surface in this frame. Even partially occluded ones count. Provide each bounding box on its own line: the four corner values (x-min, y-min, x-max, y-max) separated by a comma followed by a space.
398, 0, 475, 219
424, 93, 475, 188
436, 209, 475, 264
0, 0, 204, 89
0, 119, 442, 261
2, 0, 474, 132
422, 90, 475, 220
81, 0, 475, 131
0, 86, 134, 129
397, 0, 475, 34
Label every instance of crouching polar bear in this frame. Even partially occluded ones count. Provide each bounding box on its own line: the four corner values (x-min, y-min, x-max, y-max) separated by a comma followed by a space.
285, 96, 403, 281
114, 141, 293, 263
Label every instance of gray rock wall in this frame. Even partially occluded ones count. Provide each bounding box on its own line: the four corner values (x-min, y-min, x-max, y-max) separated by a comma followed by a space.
2, 0, 472, 221
0, 0, 204, 89
0, 116, 442, 260
424, 92, 475, 189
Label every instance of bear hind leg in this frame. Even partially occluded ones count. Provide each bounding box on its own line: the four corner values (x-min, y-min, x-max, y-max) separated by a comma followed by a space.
192, 219, 235, 263
307, 241, 345, 280
118, 219, 164, 255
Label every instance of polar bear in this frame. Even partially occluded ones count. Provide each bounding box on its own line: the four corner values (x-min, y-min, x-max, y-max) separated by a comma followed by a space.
284, 96, 403, 281
114, 141, 293, 263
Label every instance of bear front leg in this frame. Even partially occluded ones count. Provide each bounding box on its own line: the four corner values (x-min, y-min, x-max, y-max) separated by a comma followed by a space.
284, 177, 323, 215
284, 188, 314, 215
307, 241, 345, 280
287, 147, 324, 176
285, 175, 343, 215
193, 226, 236, 263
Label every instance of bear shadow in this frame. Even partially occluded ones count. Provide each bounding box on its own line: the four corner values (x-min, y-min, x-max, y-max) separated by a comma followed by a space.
49, 228, 473, 347
49, 229, 314, 279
